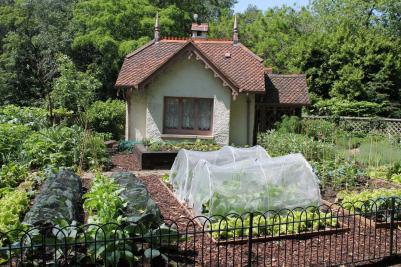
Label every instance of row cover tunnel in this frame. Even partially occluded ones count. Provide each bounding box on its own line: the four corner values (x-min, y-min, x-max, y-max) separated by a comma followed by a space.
169, 146, 321, 217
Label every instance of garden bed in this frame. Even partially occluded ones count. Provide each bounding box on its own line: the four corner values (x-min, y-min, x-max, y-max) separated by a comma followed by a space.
107, 173, 401, 266
214, 223, 350, 245
134, 144, 177, 170
323, 188, 401, 229
154, 174, 350, 245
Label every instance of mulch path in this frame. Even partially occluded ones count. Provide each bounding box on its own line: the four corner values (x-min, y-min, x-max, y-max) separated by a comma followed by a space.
111, 152, 140, 171
108, 154, 401, 266
133, 174, 397, 266
137, 175, 192, 222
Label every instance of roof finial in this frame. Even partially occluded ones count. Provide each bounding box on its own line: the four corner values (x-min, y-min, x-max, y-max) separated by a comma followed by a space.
233, 15, 239, 45
154, 12, 160, 42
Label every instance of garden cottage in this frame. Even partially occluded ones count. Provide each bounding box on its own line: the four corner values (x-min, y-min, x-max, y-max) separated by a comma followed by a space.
115, 15, 310, 145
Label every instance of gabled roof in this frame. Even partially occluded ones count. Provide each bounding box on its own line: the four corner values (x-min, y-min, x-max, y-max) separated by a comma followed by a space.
115, 38, 266, 93
264, 74, 310, 105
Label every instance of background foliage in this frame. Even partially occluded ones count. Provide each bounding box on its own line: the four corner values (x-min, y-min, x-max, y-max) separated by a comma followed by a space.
0, 0, 401, 117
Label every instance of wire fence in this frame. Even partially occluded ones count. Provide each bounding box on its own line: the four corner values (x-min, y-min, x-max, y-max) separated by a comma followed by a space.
2, 198, 401, 266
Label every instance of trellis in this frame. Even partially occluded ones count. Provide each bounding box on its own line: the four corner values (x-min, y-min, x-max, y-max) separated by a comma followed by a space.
303, 115, 401, 136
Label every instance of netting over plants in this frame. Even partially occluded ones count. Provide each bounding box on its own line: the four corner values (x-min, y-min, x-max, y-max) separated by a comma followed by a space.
187, 153, 321, 216
24, 169, 82, 225
111, 172, 162, 225
169, 146, 270, 202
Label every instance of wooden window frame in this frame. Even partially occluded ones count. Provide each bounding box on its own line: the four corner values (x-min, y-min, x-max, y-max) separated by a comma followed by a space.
163, 97, 214, 135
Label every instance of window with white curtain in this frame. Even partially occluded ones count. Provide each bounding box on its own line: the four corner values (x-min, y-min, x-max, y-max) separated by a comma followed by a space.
164, 97, 213, 135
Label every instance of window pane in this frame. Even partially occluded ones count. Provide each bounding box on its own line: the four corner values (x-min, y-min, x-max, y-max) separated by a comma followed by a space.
182, 98, 195, 129
165, 98, 179, 129
199, 99, 212, 131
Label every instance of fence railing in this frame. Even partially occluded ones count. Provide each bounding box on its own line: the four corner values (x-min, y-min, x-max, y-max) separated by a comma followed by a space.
2, 198, 401, 266
303, 115, 401, 135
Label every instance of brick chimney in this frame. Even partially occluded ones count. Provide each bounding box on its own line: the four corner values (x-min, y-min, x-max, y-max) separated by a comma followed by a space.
191, 23, 208, 38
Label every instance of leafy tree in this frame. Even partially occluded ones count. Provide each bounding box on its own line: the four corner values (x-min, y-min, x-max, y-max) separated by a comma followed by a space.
51, 55, 101, 115
0, 0, 74, 106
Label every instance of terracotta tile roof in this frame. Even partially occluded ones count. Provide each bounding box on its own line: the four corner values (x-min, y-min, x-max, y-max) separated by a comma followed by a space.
115, 38, 266, 93
191, 23, 208, 32
264, 74, 310, 105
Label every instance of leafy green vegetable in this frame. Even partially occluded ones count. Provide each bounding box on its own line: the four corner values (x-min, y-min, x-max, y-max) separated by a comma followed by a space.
338, 189, 401, 221
145, 139, 220, 152
209, 210, 338, 240
0, 162, 28, 189
84, 173, 125, 224
0, 189, 29, 246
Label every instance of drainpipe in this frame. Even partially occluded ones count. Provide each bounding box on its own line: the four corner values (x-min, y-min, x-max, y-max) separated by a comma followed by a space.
246, 94, 250, 145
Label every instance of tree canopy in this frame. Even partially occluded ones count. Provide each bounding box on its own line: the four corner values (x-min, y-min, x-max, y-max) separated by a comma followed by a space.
1, 0, 401, 117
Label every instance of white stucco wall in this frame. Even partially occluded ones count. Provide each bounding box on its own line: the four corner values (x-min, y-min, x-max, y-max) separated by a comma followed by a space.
126, 90, 147, 141
229, 94, 255, 145
127, 56, 232, 145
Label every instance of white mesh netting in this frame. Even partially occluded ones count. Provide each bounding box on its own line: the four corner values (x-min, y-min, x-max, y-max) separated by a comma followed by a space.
169, 146, 270, 202
187, 153, 321, 216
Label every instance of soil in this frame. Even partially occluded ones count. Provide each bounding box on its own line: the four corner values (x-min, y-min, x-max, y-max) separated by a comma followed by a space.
111, 152, 140, 171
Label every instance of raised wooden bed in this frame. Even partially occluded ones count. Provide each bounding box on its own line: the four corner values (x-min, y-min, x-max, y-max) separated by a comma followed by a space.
214, 223, 350, 245
322, 199, 401, 229
134, 144, 177, 170
158, 177, 350, 245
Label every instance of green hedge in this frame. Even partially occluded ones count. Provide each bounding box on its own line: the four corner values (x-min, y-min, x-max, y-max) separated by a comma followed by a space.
85, 99, 125, 140
0, 124, 32, 164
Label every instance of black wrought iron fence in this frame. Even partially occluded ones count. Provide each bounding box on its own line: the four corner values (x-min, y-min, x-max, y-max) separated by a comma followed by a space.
2, 198, 401, 266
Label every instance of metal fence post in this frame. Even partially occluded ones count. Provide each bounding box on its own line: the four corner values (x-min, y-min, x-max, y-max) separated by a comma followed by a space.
248, 212, 254, 267
389, 197, 395, 257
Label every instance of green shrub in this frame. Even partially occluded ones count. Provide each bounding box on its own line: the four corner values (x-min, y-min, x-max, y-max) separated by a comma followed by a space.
301, 119, 336, 141
312, 98, 384, 117
22, 126, 109, 170
0, 163, 28, 189
313, 160, 365, 190
275, 115, 302, 133
0, 124, 32, 164
257, 131, 335, 162
118, 140, 139, 152
85, 99, 125, 139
